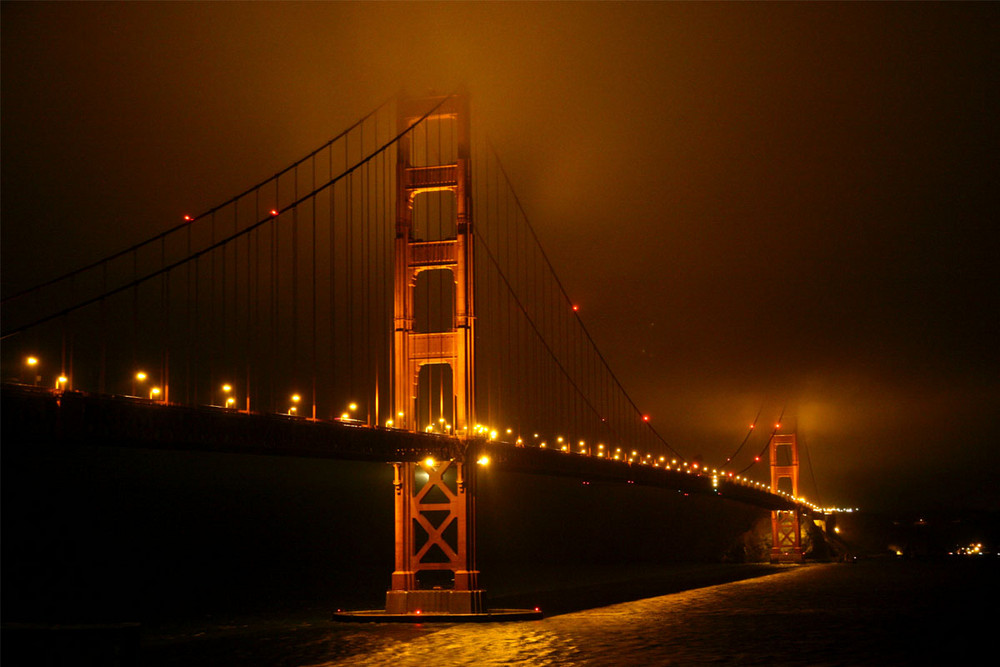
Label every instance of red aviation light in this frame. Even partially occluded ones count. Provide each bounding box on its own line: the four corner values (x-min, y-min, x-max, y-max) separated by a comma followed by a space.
572, 304, 579, 312
183, 214, 193, 222
270, 209, 279, 217
642, 415, 650, 422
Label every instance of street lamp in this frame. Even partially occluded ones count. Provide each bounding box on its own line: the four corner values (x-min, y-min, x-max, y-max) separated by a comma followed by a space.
150, 387, 162, 400
134, 370, 148, 397
340, 401, 359, 421
25, 356, 39, 385
289, 393, 301, 416
55, 375, 68, 390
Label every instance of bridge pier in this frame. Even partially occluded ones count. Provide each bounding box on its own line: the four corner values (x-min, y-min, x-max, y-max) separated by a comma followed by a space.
770, 508, 804, 563
385, 457, 484, 614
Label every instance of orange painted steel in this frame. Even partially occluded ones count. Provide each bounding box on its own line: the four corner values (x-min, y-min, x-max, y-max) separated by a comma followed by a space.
392, 93, 475, 436
770, 433, 804, 563
387, 93, 483, 614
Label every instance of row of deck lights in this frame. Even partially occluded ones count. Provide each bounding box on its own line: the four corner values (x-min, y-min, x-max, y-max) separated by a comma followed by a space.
23, 355, 342, 419
18, 356, 822, 511
513, 425, 819, 510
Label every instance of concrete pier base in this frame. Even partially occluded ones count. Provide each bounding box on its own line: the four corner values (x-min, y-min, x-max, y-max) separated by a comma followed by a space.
385, 588, 485, 614
332, 607, 542, 623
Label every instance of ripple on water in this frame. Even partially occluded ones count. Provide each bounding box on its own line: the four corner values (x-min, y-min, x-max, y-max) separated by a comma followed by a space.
141, 560, 994, 666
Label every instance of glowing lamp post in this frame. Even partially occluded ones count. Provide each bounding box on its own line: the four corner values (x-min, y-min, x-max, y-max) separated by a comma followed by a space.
221, 383, 234, 409
340, 401, 359, 422
25, 356, 40, 385
134, 371, 147, 397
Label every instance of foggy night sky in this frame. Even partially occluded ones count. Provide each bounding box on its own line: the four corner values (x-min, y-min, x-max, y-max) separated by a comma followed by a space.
2, 2, 997, 515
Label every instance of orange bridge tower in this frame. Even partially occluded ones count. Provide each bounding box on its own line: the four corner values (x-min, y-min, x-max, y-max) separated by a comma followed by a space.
769, 433, 804, 563
386, 92, 482, 615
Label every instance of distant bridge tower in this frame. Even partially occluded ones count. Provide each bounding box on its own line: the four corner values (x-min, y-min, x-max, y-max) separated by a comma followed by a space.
387, 93, 482, 614
769, 433, 804, 563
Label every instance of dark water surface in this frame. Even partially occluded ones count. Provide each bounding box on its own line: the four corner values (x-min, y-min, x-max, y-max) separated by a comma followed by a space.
5, 442, 996, 665
135, 559, 995, 666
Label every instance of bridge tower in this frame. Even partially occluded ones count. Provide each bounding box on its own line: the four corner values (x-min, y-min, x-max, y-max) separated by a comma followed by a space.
769, 433, 804, 563
386, 93, 482, 614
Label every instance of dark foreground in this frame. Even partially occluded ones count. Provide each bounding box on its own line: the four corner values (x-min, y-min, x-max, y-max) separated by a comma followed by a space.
6, 423, 993, 665
142, 558, 996, 666
6, 558, 993, 666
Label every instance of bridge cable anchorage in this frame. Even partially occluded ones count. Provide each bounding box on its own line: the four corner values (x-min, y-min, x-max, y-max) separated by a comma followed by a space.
483, 140, 685, 462
1, 93, 459, 341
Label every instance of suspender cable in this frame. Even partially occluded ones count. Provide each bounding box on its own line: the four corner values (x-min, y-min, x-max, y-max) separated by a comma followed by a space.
3, 99, 395, 307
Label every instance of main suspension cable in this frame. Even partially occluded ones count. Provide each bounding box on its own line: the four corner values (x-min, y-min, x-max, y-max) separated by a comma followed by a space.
2, 94, 456, 340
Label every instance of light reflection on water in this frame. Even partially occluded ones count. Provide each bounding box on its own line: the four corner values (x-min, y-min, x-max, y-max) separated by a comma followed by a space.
144, 560, 994, 666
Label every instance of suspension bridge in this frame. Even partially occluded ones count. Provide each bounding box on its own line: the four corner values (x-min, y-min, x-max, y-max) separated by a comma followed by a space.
2, 92, 830, 618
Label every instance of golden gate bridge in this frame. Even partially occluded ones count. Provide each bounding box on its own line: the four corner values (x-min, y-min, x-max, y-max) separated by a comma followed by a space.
1, 91, 830, 619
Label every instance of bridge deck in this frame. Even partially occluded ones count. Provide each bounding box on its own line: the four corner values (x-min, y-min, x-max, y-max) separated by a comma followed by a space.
2, 383, 797, 512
